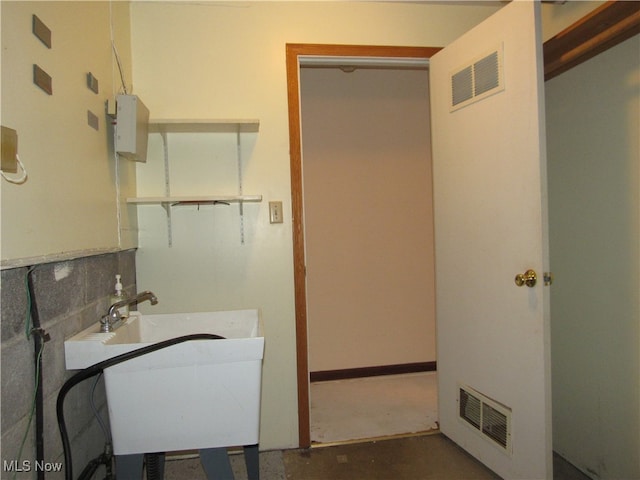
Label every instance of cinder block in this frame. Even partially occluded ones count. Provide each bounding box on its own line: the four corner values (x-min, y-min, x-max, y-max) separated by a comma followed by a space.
1, 267, 29, 343
1, 338, 34, 432
1, 251, 137, 478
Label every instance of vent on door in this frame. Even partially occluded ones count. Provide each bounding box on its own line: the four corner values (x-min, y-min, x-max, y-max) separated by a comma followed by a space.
450, 45, 504, 111
459, 385, 512, 453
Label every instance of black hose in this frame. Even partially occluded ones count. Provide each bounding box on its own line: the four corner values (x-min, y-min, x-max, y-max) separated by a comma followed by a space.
76, 442, 112, 480
56, 333, 225, 480
76, 454, 103, 480
27, 268, 47, 480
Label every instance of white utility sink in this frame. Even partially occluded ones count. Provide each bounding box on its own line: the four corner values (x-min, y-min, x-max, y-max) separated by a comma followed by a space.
64, 309, 264, 455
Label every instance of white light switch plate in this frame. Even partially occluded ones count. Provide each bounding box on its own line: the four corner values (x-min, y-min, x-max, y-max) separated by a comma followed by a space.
269, 201, 283, 224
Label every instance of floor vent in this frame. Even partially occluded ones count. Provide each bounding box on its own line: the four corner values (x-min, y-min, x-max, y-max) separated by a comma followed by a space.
459, 385, 512, 453
450, 45, 504, 111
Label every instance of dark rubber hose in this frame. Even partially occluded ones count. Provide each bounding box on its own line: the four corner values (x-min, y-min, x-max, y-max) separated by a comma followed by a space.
57, 333, 225, 480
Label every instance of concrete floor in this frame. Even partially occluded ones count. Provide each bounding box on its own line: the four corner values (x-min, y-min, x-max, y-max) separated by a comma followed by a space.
310, 373, 438, 444
162, 433, 592, 480
283, 434, 499, 480
163, 450, 286, 480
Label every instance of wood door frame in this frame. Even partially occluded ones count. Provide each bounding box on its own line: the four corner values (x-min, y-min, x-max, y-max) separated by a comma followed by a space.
285, 6, 637, 446
543, 0, 640, 81
285, 44, 441, 448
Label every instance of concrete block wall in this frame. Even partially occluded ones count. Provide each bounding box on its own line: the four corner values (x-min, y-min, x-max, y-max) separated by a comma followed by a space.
1, 250, 136, 479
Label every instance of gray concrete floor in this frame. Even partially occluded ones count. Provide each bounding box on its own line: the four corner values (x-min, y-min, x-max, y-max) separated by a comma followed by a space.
283, 434, 499, 480
162, 433, 592, 480
162, 450, 286, 480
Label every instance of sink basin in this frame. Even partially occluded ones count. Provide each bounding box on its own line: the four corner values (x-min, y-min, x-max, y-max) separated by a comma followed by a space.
64, 309, 263, 369
64, 309, 264, 455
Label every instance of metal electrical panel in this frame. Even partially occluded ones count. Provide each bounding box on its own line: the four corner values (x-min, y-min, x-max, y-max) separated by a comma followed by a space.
115, 94, 150, 162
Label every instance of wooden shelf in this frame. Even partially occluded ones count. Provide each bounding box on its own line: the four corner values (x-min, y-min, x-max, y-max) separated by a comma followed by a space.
127, 195, 262, 205
148, 119, 260, 134
137, 119, 261, 246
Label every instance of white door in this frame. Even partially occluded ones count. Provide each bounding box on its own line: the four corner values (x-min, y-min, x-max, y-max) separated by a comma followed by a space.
430, 2, 551, 479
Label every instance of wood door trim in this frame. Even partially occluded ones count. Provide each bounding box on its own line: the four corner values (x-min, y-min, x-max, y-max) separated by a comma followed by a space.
544, 1, 640, 81
286, 44, 440, 448
310, 362, 437, 383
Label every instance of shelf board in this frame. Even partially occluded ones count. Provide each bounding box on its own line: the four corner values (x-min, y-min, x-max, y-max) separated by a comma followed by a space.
127, 195, 262, 205
148, 119, 260, 134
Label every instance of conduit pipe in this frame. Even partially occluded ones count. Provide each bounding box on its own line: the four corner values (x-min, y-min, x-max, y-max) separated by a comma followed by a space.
27, 267, 49, 480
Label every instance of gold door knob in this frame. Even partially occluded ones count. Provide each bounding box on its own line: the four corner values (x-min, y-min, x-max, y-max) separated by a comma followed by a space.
515, 269, 537, 287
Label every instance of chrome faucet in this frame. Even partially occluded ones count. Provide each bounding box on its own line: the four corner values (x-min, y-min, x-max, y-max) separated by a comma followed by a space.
100, 291, 159, 332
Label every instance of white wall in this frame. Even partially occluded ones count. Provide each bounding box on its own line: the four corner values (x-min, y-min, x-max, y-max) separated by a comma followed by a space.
129, 1, 500, 450
300, 67, 435, 372
547, 35, 640, 479
0, 1, 136, 265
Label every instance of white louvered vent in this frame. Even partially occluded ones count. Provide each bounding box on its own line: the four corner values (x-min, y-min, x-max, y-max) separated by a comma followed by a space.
450, 45, 504, 111
451, 66, 473, 107
459, 385, 512, 453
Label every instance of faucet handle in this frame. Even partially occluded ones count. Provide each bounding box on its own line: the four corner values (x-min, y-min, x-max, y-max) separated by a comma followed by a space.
100, 315, 113, 333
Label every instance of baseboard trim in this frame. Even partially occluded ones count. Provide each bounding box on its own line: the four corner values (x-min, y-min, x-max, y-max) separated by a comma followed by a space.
310, 361, 437, 383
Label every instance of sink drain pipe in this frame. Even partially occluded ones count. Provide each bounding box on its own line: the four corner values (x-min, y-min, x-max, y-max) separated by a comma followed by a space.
57, 333, 225, 480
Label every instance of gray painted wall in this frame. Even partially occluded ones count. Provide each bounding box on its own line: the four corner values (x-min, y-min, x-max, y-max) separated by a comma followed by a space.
547, 35, 640, 479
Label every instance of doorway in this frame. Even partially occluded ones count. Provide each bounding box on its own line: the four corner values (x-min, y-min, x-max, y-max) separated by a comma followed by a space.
287, 7, 636, 474
286, 44, 440, 447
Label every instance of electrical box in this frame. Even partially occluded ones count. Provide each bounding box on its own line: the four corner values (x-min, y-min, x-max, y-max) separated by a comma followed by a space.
115, 94, 150, 162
